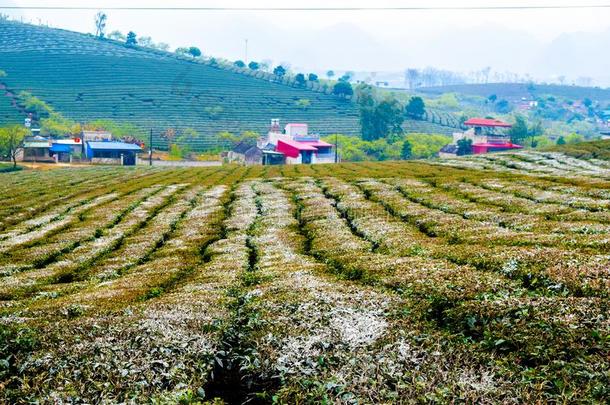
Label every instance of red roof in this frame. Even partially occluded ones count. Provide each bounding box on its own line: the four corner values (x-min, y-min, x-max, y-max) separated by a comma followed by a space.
300, 140, 333, 148
472, 143, 522, 148
464, 118, 512, 128
276, 139, 318, 158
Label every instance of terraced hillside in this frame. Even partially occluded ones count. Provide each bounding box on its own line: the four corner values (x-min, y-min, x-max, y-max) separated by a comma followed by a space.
0, 20, 359, 150
1, 152, 609, 403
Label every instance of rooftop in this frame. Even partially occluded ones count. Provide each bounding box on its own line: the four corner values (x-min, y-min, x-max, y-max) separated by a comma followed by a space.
277, 139, 318, 151
464, 118, 512, 128
87, 141, 142, 151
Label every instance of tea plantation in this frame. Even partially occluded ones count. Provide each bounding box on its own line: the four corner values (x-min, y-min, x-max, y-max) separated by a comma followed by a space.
0, 20, 361, 150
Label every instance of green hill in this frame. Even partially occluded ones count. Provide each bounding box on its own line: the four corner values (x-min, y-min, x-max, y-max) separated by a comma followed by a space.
0, 20, 361, 150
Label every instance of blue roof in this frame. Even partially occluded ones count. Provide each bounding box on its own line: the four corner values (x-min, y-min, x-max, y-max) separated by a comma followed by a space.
87, 141, 142, 151
50, 143, 72, 153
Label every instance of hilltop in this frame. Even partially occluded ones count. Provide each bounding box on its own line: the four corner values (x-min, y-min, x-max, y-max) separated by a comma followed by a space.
0, 20, 364, 150
417, 82, 610, 103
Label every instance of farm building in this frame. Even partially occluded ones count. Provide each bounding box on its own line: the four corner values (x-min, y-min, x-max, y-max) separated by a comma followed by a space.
19, 135, 54, 162
85, 141, 142, 166
440, 118, 522, 157
50, 138, 83, 162
259, 119, 335, 165
227, 141, 262, 165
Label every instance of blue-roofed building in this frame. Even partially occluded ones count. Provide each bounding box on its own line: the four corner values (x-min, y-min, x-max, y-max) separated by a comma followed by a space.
86, 141, 142, 166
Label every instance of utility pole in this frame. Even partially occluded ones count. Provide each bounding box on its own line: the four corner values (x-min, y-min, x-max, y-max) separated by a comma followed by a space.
149, 129, 153, 166
334, 133, 338, 163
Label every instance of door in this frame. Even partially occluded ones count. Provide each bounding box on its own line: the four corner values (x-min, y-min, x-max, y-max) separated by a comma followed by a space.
301, 151, 313, 164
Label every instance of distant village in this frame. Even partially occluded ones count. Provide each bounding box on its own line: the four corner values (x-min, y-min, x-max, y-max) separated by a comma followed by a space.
12, 115, 531, 167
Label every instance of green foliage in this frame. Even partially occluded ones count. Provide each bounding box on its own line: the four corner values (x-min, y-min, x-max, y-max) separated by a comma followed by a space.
273, 65, 286, 77
456, 138, 473, 156
84, 119, 146, 143
218, 130, 258, 149
0, 125, 29, 167
556, 136, 566, 145
326, 70, 335, 79
356, 85, 404, 141
509, 115, 529, 145
188, 47, 202, 58
495, 99, 512, 114
125, 31, 137, 46
405, 96, 425, 119
324, 133, 450, 161
435, 93, 460, 110
0, 323, 38, 378
107, 30, 126, 41
295, 73, 306, 86
295, 99, 311, 110
333, 81, 353, 98
248, 61, 259, 70
401, 140, 412, 160
17, 91, 52, 117
308, 73, 318, 82
234, 60, 245, 68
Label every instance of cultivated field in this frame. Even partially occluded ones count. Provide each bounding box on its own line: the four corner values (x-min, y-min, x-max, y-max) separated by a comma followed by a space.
1, 153, 609, 403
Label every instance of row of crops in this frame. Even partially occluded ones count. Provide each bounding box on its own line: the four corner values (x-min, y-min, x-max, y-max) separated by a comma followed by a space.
1, 151, 609, 403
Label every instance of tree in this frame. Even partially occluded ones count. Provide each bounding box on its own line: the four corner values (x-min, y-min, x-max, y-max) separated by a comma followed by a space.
488, 94, 497, 103
248, 61, 259, 70
273, 65, 286, 78
188, 47, 202, 58
332, 81, 353, 98
326, 70, 335, 79
175, 47, 189, 56
234, 60, 246, 68
94, 11, 107, 38
495, 99, 512, 114
357, 85, 403, 141
125, 31, 137, 46
0, 125, 29, 167
556, 136, 566, 145
508, 115, 529, 145
107, 30, 126, 41
405, 96, 425, 119
339, 72, 353, 82
401, 140, 412, 160
405, 68, 419, 89
308, 73, 318, 82
583, 98, 593, 108
295, 73, 306, 86
456, 139, 472, 156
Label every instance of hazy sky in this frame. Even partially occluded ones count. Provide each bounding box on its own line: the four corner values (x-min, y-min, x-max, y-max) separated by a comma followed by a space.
2, 1, 610, 82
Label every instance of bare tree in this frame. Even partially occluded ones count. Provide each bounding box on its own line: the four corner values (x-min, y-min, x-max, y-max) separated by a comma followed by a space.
405, 69, 420, 89
94, 11, 107, 38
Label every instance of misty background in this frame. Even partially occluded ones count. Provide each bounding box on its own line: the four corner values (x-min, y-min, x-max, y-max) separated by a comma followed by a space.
2, 0, 610, 86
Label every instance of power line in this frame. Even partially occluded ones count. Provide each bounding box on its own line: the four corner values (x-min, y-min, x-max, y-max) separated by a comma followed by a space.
1, 5, 610, 11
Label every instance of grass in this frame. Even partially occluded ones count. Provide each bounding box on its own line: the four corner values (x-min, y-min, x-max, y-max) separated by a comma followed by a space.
0, 149, 609, 403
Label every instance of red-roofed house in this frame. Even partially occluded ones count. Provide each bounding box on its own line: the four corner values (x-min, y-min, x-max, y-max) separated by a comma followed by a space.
440, 117, 522, 157
259, 119, 335, 164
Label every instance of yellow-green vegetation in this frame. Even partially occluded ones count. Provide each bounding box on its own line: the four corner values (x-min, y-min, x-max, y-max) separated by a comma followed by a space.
324, 133, 451, 161
0, 150, 609, 403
